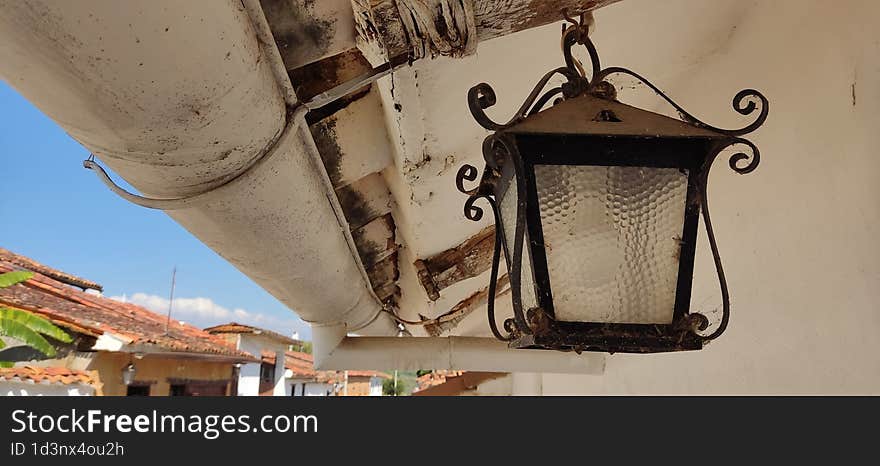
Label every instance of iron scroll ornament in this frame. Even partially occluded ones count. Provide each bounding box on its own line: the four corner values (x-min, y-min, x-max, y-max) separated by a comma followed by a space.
456, 16, 768, 348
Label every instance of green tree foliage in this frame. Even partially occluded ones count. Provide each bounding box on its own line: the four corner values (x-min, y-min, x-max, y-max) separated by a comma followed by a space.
382, 377, 407, 396
0, 271, 72, 367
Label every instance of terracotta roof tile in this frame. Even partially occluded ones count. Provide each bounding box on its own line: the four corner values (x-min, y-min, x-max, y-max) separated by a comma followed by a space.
413, 371, 507, 396
317, 370, 392, 384
205, 322, 302, 346
260, 350, 317, 378
0, 248, 102, 291
0, 366, 100, 388
417, 370, 465, 390
0, 249, 256, 361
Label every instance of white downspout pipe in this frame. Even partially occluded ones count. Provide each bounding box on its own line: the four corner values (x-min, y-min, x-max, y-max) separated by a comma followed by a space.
0, 0, 396, 336
272, 350, 286, 396
313, 328, 605, 375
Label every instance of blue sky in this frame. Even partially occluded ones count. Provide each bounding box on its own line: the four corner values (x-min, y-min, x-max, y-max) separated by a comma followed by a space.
0, 81, 310, 340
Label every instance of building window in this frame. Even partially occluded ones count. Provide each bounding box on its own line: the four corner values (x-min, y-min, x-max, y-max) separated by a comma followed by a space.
260, 363, 275, 384
126, 385, 150, 396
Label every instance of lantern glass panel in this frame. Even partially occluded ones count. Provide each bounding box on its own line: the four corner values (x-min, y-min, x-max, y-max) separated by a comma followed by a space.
533, 164, 688, 324
497, 174, 539, 311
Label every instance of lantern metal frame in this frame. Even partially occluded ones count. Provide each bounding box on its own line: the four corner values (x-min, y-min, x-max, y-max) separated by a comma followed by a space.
456, 15, 768, 354
121, 362, 137, 386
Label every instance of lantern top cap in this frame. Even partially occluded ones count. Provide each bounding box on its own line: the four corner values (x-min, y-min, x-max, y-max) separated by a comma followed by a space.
502, 93, 732, 140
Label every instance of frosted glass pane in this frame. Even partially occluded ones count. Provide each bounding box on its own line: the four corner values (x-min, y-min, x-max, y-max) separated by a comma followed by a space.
534, 165, 688, 324
498, 178, 538, 311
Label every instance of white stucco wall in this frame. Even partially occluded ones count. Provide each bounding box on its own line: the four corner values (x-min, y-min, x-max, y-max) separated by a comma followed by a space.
235, 335, 290, 396
236, 335, 263, 396
507, 0, 880, 395
273, 351, 286, 396
287, 378, 332, 396
369, 377, 384, 396
1, 381, 95, 396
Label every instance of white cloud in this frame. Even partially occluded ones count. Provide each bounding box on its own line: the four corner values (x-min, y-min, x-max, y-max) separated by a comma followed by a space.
109, 292, 308, 339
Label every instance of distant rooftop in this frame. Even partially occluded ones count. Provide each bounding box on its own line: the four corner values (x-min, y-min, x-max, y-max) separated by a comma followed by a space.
0, 248, 256, 362
0, 366, 101, 389
318, 370, 391, 383
205, 322, 303, 347
261, 350, 317, 379
0, 247, 102, 292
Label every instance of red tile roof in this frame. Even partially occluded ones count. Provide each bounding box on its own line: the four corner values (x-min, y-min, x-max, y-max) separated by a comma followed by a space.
317, 370, 392, 384
416, 370, 465, 391
0, 366, 101, 388
261, 350, 318, 378
0, 248, 102, 292
413, 371, 507, 396
205, 322, 303, 346
0, 249, 256, 361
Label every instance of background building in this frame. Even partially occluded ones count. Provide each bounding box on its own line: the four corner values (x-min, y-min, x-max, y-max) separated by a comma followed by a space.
0, 248, 256, 396
205, 323, 303, 396
0, 366, 101, 396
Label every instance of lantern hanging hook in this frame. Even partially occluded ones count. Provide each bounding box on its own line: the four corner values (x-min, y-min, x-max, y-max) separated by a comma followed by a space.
468, 13, 768, 142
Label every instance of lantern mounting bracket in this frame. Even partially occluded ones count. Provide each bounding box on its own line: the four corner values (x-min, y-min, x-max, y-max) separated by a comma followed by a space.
457, 14, 769, 353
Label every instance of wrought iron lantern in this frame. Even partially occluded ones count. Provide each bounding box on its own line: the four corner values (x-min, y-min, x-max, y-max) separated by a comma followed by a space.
456, 15, 768, 354
121, 362, 137, 385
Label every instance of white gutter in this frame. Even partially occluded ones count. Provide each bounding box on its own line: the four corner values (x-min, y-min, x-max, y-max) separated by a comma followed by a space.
240, 0, 298, 107
0, 0, 395, 335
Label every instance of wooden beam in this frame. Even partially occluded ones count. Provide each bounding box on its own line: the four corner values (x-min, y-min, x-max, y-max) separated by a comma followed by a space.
288, 48, 373, 102
422, 274, 509, 336
414, 225, 495, 301
352, 0, 622, 62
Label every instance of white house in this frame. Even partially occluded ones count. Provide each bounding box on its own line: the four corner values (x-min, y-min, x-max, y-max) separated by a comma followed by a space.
205, 323, 303, 396
267, 350, 334, 396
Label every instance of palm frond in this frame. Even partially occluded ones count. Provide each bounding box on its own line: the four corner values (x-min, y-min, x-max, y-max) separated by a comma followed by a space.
0, 339, 10, 367
0, 319, 55, 357
0, 271, 33, 288
0, 307, 72, 343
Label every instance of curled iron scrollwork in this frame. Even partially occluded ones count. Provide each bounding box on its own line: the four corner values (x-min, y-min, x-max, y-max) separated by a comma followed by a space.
455, 163, 480, 195
455, 163, 493, 221
724, 137, 762, 174
455, 162, 518, 341
592, 67, 769, 140
467, 67, 580, 131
